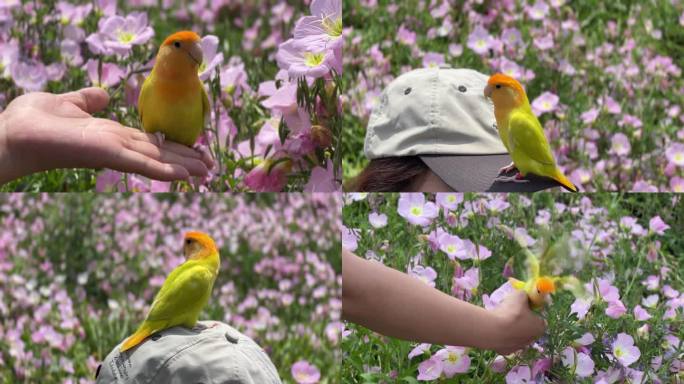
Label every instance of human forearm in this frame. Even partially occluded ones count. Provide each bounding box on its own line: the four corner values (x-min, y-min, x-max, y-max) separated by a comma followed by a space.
342, 249, 504, 349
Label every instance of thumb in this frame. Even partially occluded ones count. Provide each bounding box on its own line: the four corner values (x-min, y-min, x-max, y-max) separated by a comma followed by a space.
60, 87, 110, 114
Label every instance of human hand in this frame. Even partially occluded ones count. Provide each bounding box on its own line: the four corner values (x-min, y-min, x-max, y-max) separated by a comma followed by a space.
0, 87, 214, 185
488, 290, 546, 355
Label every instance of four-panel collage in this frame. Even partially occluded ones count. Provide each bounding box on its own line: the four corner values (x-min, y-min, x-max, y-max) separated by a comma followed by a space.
0, 0, 682, 383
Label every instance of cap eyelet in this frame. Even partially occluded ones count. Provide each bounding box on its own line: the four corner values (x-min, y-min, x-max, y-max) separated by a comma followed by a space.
225, 332, 239, 344
151, 333, 162, 341
458, 85, 467, 93
404, 87, 412, 95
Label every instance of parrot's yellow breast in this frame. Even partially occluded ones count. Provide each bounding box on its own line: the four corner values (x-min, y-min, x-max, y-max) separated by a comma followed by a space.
139, 75, 206, 147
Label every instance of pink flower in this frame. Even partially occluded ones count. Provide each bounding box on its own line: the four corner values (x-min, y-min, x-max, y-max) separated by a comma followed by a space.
527, 1, 549, 20
398, 25, 416, 45
368, 212, 388, 228
467, 25, 493, 55
417, 355, 443, 381
422, 52, 445, 68
649, 216, 670, 235
666, 143, 684, 167
198, 35, 224, 81
570, 297, 592, 320
291, 360, 320, 384
84, 59, 124, 88
244, 159, 292, 192
606, 299, 626, 318
10, 59, 47, 92
610, 133, 631, 157
505, 365, 532, 384
612, 333, 641, 367
304, 160, 340, 192
483, 281, 514, 310
397, 194, 439, 226
409, 265, 438, 287
342, 226, 358, 252
85, 12, 154, 56
408, 343, 431, 359
276, 39, 335, 79
603, 96, 622, 114
435, 193, 463, 211
531, 91, 559, 116
580, 108, 599, 124
633, 305, 652, 321
671, 176, 684, 192
435, 346, 471, 377
438, 233, 464, 260
454, 267, 479, 296
561, 347, 595, 377
293, 0, 343, 52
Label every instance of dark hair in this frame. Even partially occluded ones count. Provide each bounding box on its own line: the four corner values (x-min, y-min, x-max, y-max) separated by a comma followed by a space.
346, 157, 429, 192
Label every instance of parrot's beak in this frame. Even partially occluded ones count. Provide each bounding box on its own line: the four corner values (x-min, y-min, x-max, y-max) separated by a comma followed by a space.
187, 42, 204, 66
483, 84, 493, 98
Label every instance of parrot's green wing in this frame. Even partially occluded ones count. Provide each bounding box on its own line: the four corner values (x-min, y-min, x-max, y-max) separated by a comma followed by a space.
498, 224, 540, 280
138, 75, 153, 127
556, 276, 589, 299
508, 112, 556, 167
145, 264, 214, 323
201, 85, 210, 129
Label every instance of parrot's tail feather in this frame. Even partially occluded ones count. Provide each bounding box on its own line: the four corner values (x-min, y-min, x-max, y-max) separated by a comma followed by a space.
553, 171, 578, 193
120, 327, 152, 352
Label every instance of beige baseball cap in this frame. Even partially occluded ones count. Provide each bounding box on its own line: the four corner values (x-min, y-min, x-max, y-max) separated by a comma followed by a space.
364, 66, 559, 192
96, 321, 282, 384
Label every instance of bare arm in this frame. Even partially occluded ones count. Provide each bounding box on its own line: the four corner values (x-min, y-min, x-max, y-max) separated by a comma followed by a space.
342, 248, 545, 354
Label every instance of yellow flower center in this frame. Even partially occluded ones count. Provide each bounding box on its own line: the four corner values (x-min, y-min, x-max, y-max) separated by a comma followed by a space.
614, 347, 624, 358
674, 153, 684, 163
304, 52, 325, 67
410, 206, 423, 216
542, 101, 551, 110
118, 31, 135, 44
447, 195, 456, 203
675, 185, 683, 193
447, 352, 460, 364
446, 245, 456, 254
321, 15, 342, 37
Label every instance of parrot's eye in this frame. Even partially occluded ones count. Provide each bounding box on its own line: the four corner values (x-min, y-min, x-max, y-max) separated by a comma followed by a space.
173, 41, 181, 48
495, 84, 502, 89
185, 239, 193, 245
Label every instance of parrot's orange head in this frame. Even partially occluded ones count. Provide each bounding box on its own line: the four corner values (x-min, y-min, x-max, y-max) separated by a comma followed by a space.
183, 231, 218, 260
484, 73, 528, 108
155, 31, 204, 78
536, 277, 556, 294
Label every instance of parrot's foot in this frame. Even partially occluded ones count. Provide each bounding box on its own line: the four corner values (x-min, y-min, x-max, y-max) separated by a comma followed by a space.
154, 132, 166, 147
495, 173, 530, 183
498, 162, 517, 175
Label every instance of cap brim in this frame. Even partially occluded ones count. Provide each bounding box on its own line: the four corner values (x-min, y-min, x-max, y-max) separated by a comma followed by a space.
420, 154, 563, 192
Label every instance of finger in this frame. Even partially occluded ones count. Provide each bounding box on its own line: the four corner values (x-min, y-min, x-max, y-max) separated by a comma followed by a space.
129, 131, 216, 169
60, 87, 111, 114
109, 148, 191, 181
125, 140, 210, 177
130, 131, 204, 159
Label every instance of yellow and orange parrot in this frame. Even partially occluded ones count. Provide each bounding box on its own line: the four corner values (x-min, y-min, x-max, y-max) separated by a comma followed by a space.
138, 31, 209, 147
120, 231, 220, 352
484, 74, 578, 192
499, 225, 586, 309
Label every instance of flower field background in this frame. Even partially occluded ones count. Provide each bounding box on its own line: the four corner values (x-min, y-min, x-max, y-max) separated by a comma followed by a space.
342, 0, 684, 192
0, 0, 342, 192
342, 193, 683, 383
0, 193, 342, 383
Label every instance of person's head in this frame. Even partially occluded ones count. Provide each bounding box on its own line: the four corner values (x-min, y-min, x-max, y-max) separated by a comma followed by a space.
347, 157, 459, 192
353, 66, 562, 192
96, 321, 282, 384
